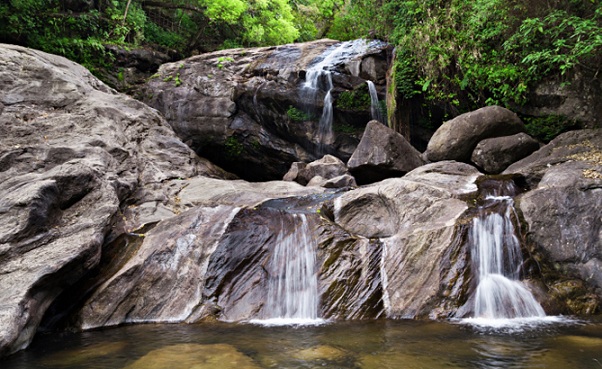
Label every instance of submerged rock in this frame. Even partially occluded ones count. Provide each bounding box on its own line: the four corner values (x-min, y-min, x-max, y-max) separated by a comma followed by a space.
123, 343, 260, 369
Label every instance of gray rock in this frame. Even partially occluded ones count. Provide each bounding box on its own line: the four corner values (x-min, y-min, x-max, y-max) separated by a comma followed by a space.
0, 44, 229, 357
284, 155, 349, 186
334, 162, 481, 318
504, 129, 602, 187
140, 40, 392, 181
471, 132, 541, 173
347, 120, 425, 184
283, 162, 307, 181
425, 106, 525, 162
509, 129, 602, 300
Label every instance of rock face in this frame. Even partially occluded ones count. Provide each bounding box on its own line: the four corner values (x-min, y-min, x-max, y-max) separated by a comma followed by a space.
0, 43, 230, 357
471, 132, 540, 174
505, 130, 602, 309
139, 39, 392, 181
347, 120, 425, 184
425, 106, 525, 162
334, 162, 481, 318
283, 154, 354, 187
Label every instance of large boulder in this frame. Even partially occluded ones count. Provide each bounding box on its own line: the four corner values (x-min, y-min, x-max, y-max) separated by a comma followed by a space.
471, 132, 540, 174
0, 44, 229, 357
139, 39, 392, 181
347, 120, 425, 184
506, 130, 602, 306
425, 106, 525, 162
334, 162, 481, 318
283, 155, 351, 186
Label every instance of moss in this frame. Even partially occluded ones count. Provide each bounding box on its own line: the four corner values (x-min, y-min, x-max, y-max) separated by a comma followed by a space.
335, 86, 371, 111
224, 136, 244, 158
286, 106, 312, 121
523, 115, 578, 142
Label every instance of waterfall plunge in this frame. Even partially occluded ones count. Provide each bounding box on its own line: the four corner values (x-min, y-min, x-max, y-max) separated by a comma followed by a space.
367, 80, 385, 123
302, 40, 374, 155
466, 182, 545, 325
252, 214, 323, 326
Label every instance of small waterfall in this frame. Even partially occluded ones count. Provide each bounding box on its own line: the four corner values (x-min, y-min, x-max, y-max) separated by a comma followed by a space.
303, 39, 374, 155
367, 81, 385, 123
468, 180, 545, 321
253, 213, 322, 325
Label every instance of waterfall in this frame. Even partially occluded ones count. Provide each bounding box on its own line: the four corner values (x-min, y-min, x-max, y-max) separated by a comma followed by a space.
302, 39, 374, 155
253, 213, 323, 325
367, 81, 385, 123
468, 181, 545, 321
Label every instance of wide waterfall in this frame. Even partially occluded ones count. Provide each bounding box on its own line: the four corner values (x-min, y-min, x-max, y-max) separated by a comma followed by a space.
466, 180, 546, 324
367, 80, 385, 123
302, 39, 379, 154
252, 213, 323, 325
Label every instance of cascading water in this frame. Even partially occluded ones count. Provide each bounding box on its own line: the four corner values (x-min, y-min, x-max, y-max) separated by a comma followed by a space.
367, 80, 385, 123
302, 39, 381, 155
252, 213, 323, 325
467, 180, 546, 324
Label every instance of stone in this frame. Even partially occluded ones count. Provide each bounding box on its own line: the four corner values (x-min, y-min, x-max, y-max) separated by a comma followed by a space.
139, 40, 392, 181
0, 44, 229, 357
123, 344, 260, 369
347, 120, 425, 185
283, 162, 307, 181
334, 161, 481, 318
471, 132, 541, 173
292, 345, 348, 361
507, 130, 602, 303
296, 155, 349, 185
425, 106, 525, 162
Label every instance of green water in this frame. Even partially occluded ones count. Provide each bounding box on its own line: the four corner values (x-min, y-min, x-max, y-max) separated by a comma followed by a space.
2, 318, 601, 369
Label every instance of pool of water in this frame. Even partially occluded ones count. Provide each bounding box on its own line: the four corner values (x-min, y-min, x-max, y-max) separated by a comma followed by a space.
2, 317, 601, 369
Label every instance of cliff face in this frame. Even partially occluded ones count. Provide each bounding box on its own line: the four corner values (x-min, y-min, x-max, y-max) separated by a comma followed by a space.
138, 39, 391, 181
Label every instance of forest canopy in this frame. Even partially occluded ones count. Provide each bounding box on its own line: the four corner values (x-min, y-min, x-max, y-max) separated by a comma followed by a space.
1, 0, 600, 119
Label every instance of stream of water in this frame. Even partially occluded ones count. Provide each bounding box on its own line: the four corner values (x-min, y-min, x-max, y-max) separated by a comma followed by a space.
251, 214, 323, 326
463, 180, 546, 327
366, 81, 385, 123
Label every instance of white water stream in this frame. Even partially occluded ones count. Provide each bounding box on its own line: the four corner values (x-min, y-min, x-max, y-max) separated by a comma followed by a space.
251, 214, 324, 326
464, 183, 546, 327
367, 80, 385, 123
302, 39, 374, 155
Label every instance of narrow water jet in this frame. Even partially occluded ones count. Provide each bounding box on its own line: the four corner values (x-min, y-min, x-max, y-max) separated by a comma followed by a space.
367, 80, 385, 123
302, 39, 377, 155
467, 180, 545, 322
252, 213, 323, 326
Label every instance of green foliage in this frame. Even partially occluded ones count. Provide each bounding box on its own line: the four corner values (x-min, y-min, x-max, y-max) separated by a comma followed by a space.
335, 87, 371, 111
524, 115, 578, 143
287, 106, 312, 121
217, 56, 234, 69
225, 136, 244, 158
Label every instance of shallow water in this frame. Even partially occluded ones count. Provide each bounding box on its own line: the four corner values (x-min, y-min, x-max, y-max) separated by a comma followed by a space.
3, 318, 602, 369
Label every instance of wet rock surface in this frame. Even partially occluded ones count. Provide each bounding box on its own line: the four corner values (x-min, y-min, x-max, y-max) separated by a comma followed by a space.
139, 39, 392, 181
507, 130, 602, 307
0, 43, 229, 356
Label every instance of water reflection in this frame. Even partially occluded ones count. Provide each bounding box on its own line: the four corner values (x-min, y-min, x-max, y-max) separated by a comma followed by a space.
1, 319, 601, 369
